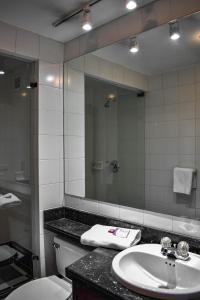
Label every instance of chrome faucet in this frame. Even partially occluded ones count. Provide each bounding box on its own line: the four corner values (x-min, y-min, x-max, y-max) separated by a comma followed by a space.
161, 237, 190, 261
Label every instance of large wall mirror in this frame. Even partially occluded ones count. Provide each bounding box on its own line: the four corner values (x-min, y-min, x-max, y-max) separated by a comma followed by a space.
64, 11, 200, 219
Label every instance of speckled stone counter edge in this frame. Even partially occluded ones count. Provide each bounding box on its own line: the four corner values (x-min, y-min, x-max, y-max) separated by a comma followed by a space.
44, 207, 200, 254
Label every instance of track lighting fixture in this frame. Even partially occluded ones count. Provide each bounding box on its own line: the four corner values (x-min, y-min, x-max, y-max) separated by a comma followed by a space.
126, 0, 137, 10
129, 37, 139, 53
82, 5, 93, 32
169, 21, 180, 40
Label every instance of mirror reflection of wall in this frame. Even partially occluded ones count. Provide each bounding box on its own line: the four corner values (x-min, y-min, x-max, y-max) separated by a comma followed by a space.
64, 12, 200, 219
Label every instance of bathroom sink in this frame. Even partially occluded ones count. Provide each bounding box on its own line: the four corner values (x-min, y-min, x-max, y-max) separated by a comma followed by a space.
112, 244, 200, 300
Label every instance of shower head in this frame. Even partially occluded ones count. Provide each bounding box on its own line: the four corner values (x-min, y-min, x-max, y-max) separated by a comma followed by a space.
104, 93, 117, 108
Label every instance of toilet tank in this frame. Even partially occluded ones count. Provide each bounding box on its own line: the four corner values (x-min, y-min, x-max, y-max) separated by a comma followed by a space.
54, 237, 90, 277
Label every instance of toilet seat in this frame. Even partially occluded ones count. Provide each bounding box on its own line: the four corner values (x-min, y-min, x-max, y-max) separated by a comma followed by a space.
6, 275, 72, 300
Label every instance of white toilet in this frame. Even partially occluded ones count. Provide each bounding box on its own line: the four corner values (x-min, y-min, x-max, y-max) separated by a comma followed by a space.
6, 237, 89, 300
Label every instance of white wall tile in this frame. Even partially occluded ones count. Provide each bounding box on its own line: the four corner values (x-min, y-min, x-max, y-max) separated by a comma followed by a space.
39, 110, 62, 135
39, 61, 60, 88
82, 199, 99, 214
59, 136, 64, 159
179, 84, 196, 103
64, 135, 84, 158
147, 154, 178, 170
39, 85, 61, 111
163, 71, 178, 88
179, 102, 195, 119
16, 29, 39, 58
64, 90, 84, 114
179, 155, 195, 168
67, 68, 84, 93
39, 135, 60, 160
65, 113, 84, 137
119, 206, 144, 225
67, 158, 85, 181
65, 195, 82, 210
146, 90, 164, 107
39, 36, 64, 63
196, 119, 200, 137
144, 211, 173, 231
195, 64, 200, 83
178, 67, 195, 85
172, 216, 200, 238
99, 59, 113, 81
112, 64, 124, 85
39, 183, 62, 210
148, 75, 163, 91
149, 138, 178, 155
68, 56, 85, 73
0, 21, 16, 53
67, 180, 85, 198
163, 87, 178, 104
196, 83, 200, 101
39, 159, 60, 185
84, 54, 100, 76
179, 119, 195, 137
39, 210, 44, 236
99, 202, 120, 219
179, 137, 195, 155
149, 170, 172, 187
163, 104, 178, 121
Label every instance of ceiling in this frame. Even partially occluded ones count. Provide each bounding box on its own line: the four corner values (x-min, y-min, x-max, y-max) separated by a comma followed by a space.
0, 0, 155, 43
94, 12, 200, 75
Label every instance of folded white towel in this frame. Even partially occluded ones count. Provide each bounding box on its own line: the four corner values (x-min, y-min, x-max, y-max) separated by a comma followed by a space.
81, 224, 141, 250
0, 193, 21, 209
173, 167, 195, 195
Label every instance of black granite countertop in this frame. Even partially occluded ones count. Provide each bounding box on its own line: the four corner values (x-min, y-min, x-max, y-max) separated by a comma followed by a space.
44, 207, 200, 300
66, 247, 155, 300
45, 218, 91, 240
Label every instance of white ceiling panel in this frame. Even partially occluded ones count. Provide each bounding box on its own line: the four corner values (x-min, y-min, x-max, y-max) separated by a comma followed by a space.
0, 0, 155, 42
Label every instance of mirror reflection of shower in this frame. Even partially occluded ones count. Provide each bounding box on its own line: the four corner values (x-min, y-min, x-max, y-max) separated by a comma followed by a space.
104, 93, 117, 108
0, 53, 35, 297
85, 76, 145, 208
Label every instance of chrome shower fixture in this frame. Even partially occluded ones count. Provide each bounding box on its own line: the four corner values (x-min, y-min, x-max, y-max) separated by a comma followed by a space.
104, 93, 117, 108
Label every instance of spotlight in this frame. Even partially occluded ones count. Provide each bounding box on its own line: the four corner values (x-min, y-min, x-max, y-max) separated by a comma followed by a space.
169, 21, 180, 40
46, 75, 55, 82
126, 0, 137, 10
129, 37, 139, 53
82, 5, 92, 32
0, 70, 5, 75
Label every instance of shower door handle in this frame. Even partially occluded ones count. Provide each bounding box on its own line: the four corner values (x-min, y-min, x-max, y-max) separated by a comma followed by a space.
110, 160, 120, 173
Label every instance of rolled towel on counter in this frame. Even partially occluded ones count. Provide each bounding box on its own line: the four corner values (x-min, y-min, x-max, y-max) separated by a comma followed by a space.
173, 167, 195, 195
0, 193, 21, 209
81, 224, 141, 250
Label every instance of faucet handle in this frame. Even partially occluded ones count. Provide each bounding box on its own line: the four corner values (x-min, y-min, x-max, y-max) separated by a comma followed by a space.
161, 237, 172, 249
177, 241, 189, 259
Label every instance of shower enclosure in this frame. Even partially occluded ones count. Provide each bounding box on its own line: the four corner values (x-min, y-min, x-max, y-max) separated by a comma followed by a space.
0, 54, 34, 298
85, 76, 145, 209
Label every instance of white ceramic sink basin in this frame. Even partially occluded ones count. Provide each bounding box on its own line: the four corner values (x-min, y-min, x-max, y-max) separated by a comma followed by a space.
112, 244, 200, 300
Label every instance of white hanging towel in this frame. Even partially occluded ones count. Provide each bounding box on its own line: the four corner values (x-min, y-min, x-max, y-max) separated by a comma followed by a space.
81, 224, 141, 250
173, 167, 195, 195
0, 193, 21, 209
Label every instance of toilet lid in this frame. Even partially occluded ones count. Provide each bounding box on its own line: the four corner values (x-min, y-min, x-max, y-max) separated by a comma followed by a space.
6, 276, 72, 300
